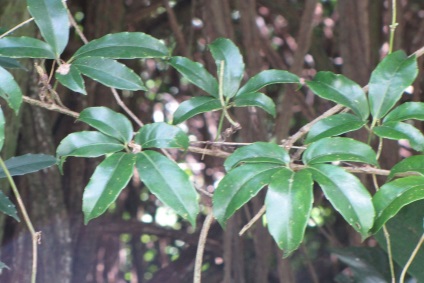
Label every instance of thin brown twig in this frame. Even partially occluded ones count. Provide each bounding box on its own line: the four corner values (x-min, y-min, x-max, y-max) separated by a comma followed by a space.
0, 17, 34, 39
193, 212, 215, 283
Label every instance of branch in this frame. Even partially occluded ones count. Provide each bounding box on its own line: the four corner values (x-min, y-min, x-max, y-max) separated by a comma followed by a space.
23, 96, 79, 118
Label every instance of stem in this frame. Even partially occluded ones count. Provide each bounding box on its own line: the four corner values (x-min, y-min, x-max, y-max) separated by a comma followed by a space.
193, 212, 214, 283
215, 112, 225, 142
389, 0, 398, 54
0, 17, 34, 39
383, 225, 396, 283
399, 233, 424, 283
0, 157, 39, 283
218, 61, 239, 128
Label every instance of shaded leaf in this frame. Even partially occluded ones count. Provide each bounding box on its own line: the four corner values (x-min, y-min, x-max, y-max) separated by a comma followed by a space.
388, 155, 424, 180
73, 57, 146, 91
306, 164, 374, 237
233, 92, 276, 117
0, 190, 19, 222
79, 107, 133, 144
0, 37, 55, 58
55, 64, 86, 95
213, 163, 282, 227
209, 38, 244, 98
266, 169, 313, 257
73, 32, 169, 59
27, 0, 69, 56
169, 56, 218, 97
135, 122, 189, 149
0, 57, 26, 70
368, 51, 418, 120
172, 96, 222, 125
136, 150, 199, 226
83, 153, 136, 224
373, 121, 424, 152
302, 137, 378, 166
307, 72, 369, 120
0, 108, 4, 151
383, 102, 424, 123
0, 66, 22, 114
0, 154, 57, 179
224, 142, 289, 171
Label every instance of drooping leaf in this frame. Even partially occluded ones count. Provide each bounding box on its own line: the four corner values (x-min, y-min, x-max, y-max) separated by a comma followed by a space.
236, 70, 300, 97
136, 150, 199, 226
55, 64, 86, 95
73, 32, 169, 59
0, 154, 57, 179
305, 113, 366, 144
368, 51, 418, 120
302, 137, 378, 166
27, 0, 69, 56
306, 164, 374, 237
172, 96, 222, 125
208, 38, 244, 98
0, 66, 22, 114
371, 176, 424, 234
306, 72, 369, 120
388, 155, 424, 180
383, 102, 424, 123
73, 57, 146, 91
169, 56, 219, 97
0, 108, 4, 151
135, 122, 189, 149
224, 142, 289, 171
0, 57, 26, 70
0, 37, 56, 58
233, 92, 276, 117
266, 169, 313, 257
0, 190, 19, 222
213, 163, 282, 227
78, 107, 133, 144
373, 121, 424, 152
83, 153, 136, 224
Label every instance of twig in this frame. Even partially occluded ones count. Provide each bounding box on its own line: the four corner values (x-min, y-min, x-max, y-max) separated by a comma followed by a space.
399, 233, 424, 283
193, 212, 215, 283
239, 206, 265, 236
0, 17, 34, 39
66, 6, 88, 44
163, 0, 189, 57
23, 96, 79, 118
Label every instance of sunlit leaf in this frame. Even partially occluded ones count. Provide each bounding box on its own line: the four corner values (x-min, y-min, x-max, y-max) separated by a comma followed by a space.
0, 154, 57, 179
0, 190, 19, 222
0, 37, 55, 59
0, 66, 22, 114
55, 64, 86, 95
233, 92, 276, 117
172, 96, 222, 125
388, 155, 424, 180
383, 102, 424, 123
373, 121, 424, 152
135, 122, 189, 149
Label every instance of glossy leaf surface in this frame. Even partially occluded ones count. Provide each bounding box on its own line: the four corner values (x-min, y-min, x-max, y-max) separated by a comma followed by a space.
83, 153, 136, 224
172, 96, 222, 124
0, 37, 55, 59
224, 142, 289, 171
307, 164, 374, 237
266, 169, 313, 257
388, 155, 424, 180
368, 51, 418, 119
73, 57, 146, 91
0, 190, 19, 222
209, 38, 244, 98
302, 137, 378, 166
213, 163, 281, 227
169, 57, 219, 97
236, 70, 300, 97
78, 107, 133, 144
0, 57, 26, 69
135, 122, 189, 149
0, 66, 22, 114
233, 92, 276, 117
136, 151, 199, 226
73, 32, 169, 59
55, 64, 86, 95
0, 108, 4, 151
373, 121, 424, 152
307, 72, 369, 120
305, 113, 366, 144
0, 154, 57, 179
27, 0, 69, 56
383, 102, 424, 123
371, 176, 424, 234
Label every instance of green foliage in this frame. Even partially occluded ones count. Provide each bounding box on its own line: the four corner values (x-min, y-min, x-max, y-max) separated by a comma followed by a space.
0, 37, 56, 59
0, 154, 57, 179
373, 122, 424, 151
134, 123, 189, 149
0, 66, 23, 114
55, 65, 86, 95
172, 96, 222, 125
388, 155, 424, 180
0, 190, 19, 222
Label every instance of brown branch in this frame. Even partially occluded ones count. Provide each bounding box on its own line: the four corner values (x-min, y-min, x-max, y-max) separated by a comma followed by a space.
23, 96, 79, 118
194, 212, 215, 283
163, 0, 189, 57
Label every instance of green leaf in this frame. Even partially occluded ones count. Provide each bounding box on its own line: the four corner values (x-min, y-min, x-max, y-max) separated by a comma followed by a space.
136, 150, 199, 226
306, 72, 369, 120
236, 70, 300, 97
368, 51, 418, 120
0, 57, 26, 70
169, 56, 219, 97
0, 108, 4, 151
78, 107, 133, 144
233, 92, 276, 117
172, 96, 222, 125
0, 190, 19, 222
73, 32, 169, 59
213, 163, 282, 227
0, 66, 23, 114
266, 169, 313, 257
135, 122, 189, 149
55, 64, 86, 95
373, 121, 424, 152
83, 153, 136, 224
383, 102, 424, 123
0, 37, 56, 58
224, 142, 289, 171
371, 176, 424, 234
305, 113, 366, 144
302, 137, 378, 166
0, 154, 57, 179
307, 164, 374, 237
388, 155, 424, 180
27, 0, 69, 56
73, 57, 146, 91
209, 38, 244, 98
